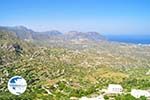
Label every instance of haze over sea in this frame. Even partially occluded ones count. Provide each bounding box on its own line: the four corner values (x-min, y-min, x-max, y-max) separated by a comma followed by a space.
105, 34, 150, 44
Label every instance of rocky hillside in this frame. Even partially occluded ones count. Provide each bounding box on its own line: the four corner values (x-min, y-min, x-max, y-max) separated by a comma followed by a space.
0, 27, 150, 99
0, 26, 106, 43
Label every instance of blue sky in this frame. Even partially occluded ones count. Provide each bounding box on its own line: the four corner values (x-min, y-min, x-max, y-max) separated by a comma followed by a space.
0, 0, 150, 35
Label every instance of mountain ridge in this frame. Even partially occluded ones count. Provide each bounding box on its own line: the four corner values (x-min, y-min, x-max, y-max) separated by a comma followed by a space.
0, 26, 106, 42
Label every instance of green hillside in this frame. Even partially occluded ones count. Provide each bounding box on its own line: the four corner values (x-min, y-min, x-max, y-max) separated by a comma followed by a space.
0, 30, 150, 100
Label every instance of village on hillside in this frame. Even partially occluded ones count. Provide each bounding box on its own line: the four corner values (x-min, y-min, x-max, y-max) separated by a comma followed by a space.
77, 84, 150, 100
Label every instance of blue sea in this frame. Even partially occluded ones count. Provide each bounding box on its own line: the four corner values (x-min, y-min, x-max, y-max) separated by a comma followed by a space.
105, 35, 150, 44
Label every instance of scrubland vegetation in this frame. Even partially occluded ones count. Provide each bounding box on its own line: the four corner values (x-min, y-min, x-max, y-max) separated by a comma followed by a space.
0, 31, 150, 100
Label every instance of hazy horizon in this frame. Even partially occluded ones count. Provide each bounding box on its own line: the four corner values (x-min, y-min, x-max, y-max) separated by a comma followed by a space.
0, 0, 150, 35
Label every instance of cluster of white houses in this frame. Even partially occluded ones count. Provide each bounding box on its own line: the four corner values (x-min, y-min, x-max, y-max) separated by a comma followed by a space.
106, 84, 123, 94
107, 84, 150, 98
79, 84, 150, 100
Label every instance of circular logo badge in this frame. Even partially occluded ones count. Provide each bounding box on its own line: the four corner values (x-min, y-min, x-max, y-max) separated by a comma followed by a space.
8, 76, 27, 95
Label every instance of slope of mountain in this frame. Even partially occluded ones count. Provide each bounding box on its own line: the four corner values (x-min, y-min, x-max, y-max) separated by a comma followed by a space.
0, 26, 34, 40
32, 30, 63, 41
0, 29, 36, 65
64, 31, 106, 42
0, 26, 150, 99
41, 30, 63, 36
0, 26, 106, 43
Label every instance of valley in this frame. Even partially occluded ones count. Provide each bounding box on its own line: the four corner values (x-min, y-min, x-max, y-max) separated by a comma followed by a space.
0, 27, 150, 100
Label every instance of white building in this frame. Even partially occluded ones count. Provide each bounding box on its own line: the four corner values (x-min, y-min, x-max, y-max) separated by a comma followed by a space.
131, 89, 150, 98
107, 84, 123, 94
79, 95, 105, 100
146, 70, 150, 75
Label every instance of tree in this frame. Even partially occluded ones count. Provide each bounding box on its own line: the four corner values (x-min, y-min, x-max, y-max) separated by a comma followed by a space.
115, 94, 136, 100
13, 43, 23, 56
139, 96, 147, 100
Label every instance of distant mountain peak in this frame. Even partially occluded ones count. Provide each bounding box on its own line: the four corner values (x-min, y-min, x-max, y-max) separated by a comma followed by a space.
14, 25, 27, 29
64, 31, 106, 42
42, 30, 62, 35
65, 31, 81, 35
86, 32, 101, 35
0, 26, 106, 42
12, 26, 30, 31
